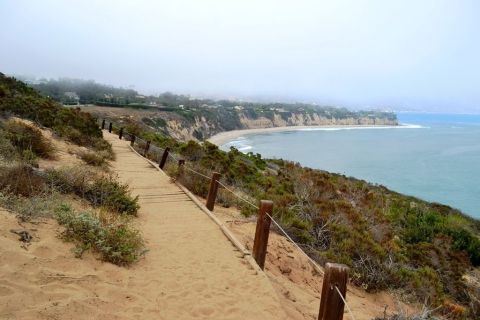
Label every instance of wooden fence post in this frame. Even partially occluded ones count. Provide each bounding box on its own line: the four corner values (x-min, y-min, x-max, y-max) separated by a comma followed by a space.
101, 119, 106, 129
178, 159, 185, 175
252, 200, 273, 270
318, 263, 349, 320
119, 127, 124, 139
108, 122, 113, 133
206, 172, 221, 211
130, 135, 136, 147
143, 140, 151, 157
159, 147, 170, 169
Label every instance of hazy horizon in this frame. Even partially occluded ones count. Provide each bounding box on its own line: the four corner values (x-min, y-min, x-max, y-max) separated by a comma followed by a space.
1, 0, 479, 113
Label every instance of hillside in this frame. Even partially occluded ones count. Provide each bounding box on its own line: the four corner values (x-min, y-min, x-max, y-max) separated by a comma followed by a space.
23, 77, 397, 141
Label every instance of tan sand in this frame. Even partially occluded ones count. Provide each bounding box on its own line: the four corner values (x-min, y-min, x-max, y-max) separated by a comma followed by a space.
0, 131, 287, 320
207, 125, 399, 146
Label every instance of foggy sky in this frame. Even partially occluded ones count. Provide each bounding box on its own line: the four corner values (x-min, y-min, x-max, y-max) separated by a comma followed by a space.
1, 0, 479, 112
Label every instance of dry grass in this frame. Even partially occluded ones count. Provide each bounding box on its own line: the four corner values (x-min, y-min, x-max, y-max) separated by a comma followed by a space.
0, 164, 46, 196
77, 150, 111, 167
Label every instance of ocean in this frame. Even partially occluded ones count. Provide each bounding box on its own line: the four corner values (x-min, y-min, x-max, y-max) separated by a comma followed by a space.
221, 113, 480, 218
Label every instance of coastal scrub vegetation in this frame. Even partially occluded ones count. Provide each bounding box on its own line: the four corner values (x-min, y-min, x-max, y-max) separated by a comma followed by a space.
130, 125, 480, 318
0, 74, 143, 265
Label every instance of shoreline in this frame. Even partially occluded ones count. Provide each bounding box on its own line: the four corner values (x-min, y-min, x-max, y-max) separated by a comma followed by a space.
207, 124, 404, 146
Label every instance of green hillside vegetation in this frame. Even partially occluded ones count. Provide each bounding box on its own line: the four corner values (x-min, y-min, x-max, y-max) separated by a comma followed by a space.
0, 74, 143, 265
131, 125, 480, 318
29, 77, 137, 105
0, 73, 107, 149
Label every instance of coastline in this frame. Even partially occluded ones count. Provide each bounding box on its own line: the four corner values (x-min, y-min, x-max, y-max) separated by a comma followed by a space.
207, 124, 402, 146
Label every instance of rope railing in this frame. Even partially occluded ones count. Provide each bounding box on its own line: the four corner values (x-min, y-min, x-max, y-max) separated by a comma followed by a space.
334, 285, 357, 320
217, 181, 259, 210
183, 166, 212, 181
134, 136, 149, 145
163, 150, 178, 162
100, 118, 356, 320
265, 211, 325, 276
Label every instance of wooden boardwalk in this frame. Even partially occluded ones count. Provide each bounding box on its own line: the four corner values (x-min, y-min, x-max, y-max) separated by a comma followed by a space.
104, 132, 287, 319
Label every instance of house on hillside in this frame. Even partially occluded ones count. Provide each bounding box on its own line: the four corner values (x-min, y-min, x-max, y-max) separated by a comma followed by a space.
64, 92, 80, 105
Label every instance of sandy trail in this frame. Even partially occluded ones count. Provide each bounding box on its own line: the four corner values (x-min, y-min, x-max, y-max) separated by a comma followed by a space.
0, 131, 287, 320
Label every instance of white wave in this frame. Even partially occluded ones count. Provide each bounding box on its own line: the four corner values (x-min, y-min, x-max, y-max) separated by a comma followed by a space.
223, 138, 254, 152
227, 137, 247, 144
238, 145, 253, 151
297, 124, 427, 131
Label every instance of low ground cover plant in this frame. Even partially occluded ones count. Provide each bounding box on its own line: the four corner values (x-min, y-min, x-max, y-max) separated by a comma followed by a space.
55, 204, 145, 265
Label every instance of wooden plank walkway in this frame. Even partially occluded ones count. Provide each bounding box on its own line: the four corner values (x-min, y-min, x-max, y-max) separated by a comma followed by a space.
104, 132, 287, 320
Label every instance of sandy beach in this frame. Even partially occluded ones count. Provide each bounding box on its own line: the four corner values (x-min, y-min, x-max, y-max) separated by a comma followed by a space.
208, 124, 401, 146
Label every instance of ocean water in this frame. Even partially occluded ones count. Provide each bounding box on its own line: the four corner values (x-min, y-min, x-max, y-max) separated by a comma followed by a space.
221, 113, 480, 218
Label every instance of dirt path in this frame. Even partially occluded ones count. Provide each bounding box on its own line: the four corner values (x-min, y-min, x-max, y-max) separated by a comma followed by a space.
103, 132, 287, 319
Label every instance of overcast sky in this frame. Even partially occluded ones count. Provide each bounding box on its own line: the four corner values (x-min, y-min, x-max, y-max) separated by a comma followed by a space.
1, 0, 479, 112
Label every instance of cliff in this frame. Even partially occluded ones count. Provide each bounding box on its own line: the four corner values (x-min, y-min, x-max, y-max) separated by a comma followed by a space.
83, 105, 398, 142
164, 111, 397, 141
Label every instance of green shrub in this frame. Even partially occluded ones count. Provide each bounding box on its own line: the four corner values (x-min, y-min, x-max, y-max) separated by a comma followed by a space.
86, 176, 139, 215
3, 120, 55, 159
55, 204, 144, 265
92, 138, 114, 160
45, 167, 139, 215
447, 227, 480, 265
